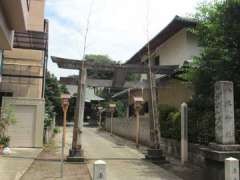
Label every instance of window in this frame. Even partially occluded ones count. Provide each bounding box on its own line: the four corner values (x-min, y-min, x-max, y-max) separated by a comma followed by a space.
154, 56, 160, 66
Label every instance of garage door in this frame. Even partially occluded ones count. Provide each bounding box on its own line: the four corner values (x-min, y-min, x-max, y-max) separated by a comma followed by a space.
7, 105, 36, 147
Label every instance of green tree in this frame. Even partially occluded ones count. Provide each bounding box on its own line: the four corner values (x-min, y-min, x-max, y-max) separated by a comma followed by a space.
86, 54, 135, 117
185, 0, 240, 144
85, 54, 140, 81
85, 54, 117, 79
45, 71, 68, 126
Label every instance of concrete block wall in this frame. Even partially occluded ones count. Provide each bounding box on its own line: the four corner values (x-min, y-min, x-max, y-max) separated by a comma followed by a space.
105, 116, 151, 146
105, 117, 206, 166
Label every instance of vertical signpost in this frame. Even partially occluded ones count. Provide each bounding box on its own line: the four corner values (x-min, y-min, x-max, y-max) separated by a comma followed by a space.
60, 94, 70, 178
109, 103, 116, 136
133, 96, 144, 148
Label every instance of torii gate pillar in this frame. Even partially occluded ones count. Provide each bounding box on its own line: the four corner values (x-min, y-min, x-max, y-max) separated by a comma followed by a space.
68, 66, 87, 161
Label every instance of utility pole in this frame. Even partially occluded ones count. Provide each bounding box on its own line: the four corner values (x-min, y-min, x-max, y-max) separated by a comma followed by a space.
68, 0, 94, 161
145, 0, 165, 162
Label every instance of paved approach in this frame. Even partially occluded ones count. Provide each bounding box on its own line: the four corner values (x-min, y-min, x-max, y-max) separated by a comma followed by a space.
0, 148, 41, 180
78, 127, 182, 180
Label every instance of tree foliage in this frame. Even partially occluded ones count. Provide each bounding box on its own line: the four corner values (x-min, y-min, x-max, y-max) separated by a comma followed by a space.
85, 54, 140, 81
85, 54, 135, 117
85, 54, 117, 79
159, 105, 181, 141
186, 0, 240, 143
45, 71, 68, 126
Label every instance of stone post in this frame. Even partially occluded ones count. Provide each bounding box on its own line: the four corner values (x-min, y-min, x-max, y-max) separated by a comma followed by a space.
93, 160, 106, 180
110, 112, 113, 136
181, 102, 188, 164
215, 81, 235, 144
52, 112, 56, 129
225, 157, 239, 180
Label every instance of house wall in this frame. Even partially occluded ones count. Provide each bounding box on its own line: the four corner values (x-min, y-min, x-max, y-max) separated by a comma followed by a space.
154, 29, 188, 65
135, 29, 198, 109
129, 80, 193, 109
1, 0, 46, 98
141, 29, 201, 66
157, 79, 193, 108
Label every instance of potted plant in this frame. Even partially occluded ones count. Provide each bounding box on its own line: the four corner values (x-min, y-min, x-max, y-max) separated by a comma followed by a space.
0, 136, 10, 154
0, 139, 3, 154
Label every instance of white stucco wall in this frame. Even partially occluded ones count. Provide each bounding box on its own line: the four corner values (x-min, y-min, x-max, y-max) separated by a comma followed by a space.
141, 28, 201, 66
140, 28, 201, 80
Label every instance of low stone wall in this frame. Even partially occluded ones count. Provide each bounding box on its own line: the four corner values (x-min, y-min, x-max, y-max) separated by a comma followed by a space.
105, 117, 206, 166
105, 116, 151, 146
159, 137, 206, 166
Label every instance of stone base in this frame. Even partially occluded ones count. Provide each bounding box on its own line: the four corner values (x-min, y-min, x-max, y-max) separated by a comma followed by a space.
209, 143, 240, 151
67, 148, 85, 162
67, 156, 85, 162
201, 143, 240, 162
145, 149, 166, 163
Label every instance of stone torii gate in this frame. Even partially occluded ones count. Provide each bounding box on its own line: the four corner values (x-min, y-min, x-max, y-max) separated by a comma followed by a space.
52, 56, 178, 161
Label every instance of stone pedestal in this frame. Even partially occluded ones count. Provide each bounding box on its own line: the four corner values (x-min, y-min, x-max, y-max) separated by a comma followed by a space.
145, 149, 166, 163
93, 160, 106, 180
225, 157, 239, 180
67, 148, 84, 162
202, 81, 240, 162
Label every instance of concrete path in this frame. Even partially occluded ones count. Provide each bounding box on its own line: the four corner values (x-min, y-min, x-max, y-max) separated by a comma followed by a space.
0, 148, 41, 180
21, 129, 91, 180
80, 127, 182, 180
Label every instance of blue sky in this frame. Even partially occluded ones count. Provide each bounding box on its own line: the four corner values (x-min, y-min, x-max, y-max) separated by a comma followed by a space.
45, 0, 208, 78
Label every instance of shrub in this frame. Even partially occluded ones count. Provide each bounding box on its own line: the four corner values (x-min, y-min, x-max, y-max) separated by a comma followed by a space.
158, 104, 181, 141
0, 136, 10, 147
0, 105, 16, 147
53, 127, 60, 134
188, 98, 215, 144
0, 105, 16, 137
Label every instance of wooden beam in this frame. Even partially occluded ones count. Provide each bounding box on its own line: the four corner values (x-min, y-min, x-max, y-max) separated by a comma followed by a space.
52, 56, 178, 74
88, 79, 113, 87
60, 77, 148, 88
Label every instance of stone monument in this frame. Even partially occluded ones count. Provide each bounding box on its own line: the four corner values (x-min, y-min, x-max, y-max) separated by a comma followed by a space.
202, 81, 240, 162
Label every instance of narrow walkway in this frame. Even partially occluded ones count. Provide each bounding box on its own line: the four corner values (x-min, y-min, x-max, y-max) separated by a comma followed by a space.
81, 127, 182, 180
0, 148, 41, 180
21, 129, 91, 180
